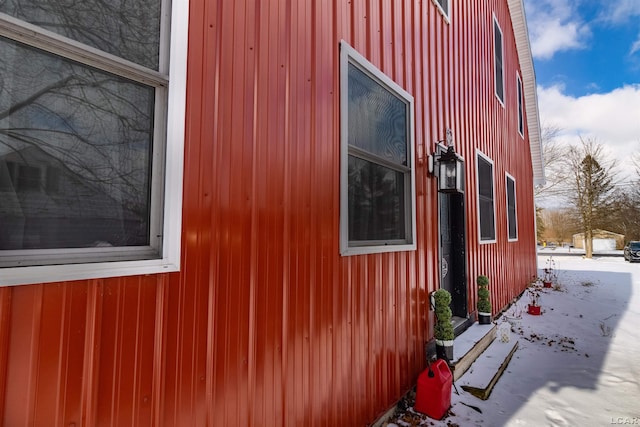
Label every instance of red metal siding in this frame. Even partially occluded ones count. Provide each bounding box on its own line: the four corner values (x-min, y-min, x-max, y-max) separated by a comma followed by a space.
0, 1, 537, 426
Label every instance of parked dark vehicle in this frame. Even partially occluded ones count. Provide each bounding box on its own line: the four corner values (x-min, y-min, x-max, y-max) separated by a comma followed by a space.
624, 241, 640, 262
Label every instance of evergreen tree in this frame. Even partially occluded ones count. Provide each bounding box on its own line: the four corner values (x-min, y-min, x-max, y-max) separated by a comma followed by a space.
566, 138, 617, 258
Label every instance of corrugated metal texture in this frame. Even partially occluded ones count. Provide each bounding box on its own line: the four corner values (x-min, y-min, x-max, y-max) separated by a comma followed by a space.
458, 0, 539, 313
0, 287, 11, 422
1, 277, 168, 426
194, 1, 430, 423
0, 1, 538, 426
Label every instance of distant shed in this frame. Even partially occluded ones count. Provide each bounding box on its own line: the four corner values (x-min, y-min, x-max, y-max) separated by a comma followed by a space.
572, 229, 625, 250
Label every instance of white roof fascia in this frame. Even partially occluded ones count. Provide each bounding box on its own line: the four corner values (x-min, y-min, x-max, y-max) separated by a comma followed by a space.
507, 0, 545, 186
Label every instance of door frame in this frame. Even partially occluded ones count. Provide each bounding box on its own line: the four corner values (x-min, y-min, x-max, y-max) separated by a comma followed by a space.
436, 146, 469, 321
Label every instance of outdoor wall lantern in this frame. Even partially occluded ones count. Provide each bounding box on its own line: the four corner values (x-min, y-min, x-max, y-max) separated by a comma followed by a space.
428, 128, 464, 194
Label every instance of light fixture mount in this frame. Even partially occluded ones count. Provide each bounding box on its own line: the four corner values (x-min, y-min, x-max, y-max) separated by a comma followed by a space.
430, 128, 464, 193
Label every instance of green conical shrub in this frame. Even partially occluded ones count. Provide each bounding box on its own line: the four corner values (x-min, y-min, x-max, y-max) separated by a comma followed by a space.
433, 289, 454, 341
477, 275, 492, 313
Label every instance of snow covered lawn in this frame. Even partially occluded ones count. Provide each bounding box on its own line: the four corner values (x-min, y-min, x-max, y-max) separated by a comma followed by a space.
387, 255, 640, 426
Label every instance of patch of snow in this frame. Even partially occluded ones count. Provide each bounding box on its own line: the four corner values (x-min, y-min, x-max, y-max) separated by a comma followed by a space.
452, 323, 495, 363
387, 255, 640, 426
458, 339, 518, 391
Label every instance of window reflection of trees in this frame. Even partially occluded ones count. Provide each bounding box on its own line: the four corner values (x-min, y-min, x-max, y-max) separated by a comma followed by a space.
0, 0, 161, 69
0, 35, 155, 250
348, 65, 407, 165
348, 156, 405, 242
346, 64, 409, 243
478, 157, 495, 240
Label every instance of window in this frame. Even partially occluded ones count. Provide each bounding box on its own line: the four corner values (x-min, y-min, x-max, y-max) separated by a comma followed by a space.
432, 0, 450, 20
493, 16, 504, 104
477, 152, 496, 242
339, 41, 416, 256
0, 0, 188, 285
506, 174, 517, 241
517, 73, 524, 137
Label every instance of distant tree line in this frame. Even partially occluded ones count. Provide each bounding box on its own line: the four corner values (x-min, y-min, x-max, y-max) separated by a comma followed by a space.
536, 127, 640, 258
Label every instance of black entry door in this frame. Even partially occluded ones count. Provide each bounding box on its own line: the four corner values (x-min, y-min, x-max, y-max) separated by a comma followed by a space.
439, 192, 467, 318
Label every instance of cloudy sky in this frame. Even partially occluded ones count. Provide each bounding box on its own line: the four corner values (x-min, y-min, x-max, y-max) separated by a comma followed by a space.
523, 0, 640, 184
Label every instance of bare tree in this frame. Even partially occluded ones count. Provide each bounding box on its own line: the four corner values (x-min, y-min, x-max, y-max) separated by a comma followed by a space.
541, 208, 580, 246
564, 138, 618, 258
535, 124, 570, 203
608, 189, 640, 242
536, 205, 545, 243
534, 124, 570, 243
607, 148, 640, 241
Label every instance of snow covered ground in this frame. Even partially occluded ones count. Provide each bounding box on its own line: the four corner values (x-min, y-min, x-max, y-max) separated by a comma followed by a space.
537, 246, 625, 257
388, 255, 640, 426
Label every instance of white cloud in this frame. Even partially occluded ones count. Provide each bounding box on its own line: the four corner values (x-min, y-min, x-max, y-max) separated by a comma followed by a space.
537, 84, 640, 180
597, 0, 640, 56
602, 0, 640, 24
524, 0, 591, 60
598, 1, 640, 57
631, 36, 640, 56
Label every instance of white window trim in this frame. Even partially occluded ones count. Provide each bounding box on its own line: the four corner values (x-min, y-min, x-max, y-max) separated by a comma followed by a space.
431, 0, 451, 23
476, 150, 497, 244
506, 173, 518, 242
339, 40, 417, 256
516, 72, 525, 138
493, 14, 505, 107
0, 0, 188, 287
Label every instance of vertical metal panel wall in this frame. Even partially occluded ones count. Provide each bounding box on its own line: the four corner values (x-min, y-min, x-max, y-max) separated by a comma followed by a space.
0, 0, 538, 425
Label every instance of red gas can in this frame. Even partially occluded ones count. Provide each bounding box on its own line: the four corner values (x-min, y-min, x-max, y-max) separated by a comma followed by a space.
414, 359, 452, 419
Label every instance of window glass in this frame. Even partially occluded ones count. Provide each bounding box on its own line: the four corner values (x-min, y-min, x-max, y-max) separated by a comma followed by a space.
0, 0, 161, 69
494, 18, 504, 103
340, 42, 415, 255
0, 37, 154, 252
477, 154, 495, 241
0, 0, 186, 285
348, 156, 406, 241
434, 0, 449, 18
348, 65, 407, 166
507, 175, 517, 240
517, 75, 524, 136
